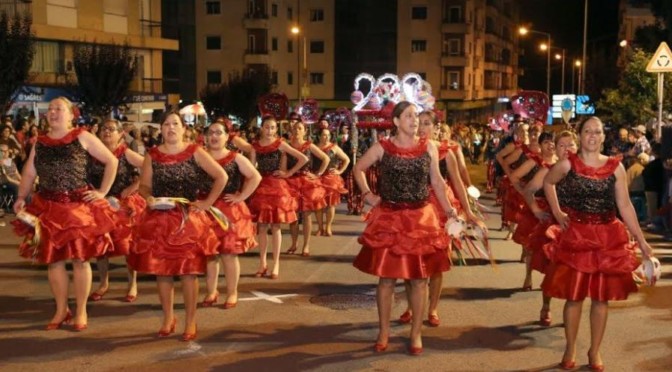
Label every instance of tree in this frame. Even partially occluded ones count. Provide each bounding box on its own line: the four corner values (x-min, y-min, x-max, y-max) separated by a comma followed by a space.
70, 41, 137, 118
598, 49, 672, 124
0, 11, 35, 113
200, 66, 273, 124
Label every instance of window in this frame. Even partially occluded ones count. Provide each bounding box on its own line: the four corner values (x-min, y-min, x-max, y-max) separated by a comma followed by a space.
272, 37, 278, 51
411, 6, 427, 20
310, 9, 324, 21
207, 70, 222, 85
31, 41, 62, 73
310, 73, 324, 85
271, 71, 278, 85
287, 40, 293, 53
448, 72, 460, 90
310, 41, 324, 53
448, 6, 461, 22
449, 39, 461, 55
206, 36, 221, 50
271, 3, 277, 17
104, 0, 127, 15
287, 6, 293, 20
205, 1, 220, 15
287, 72, 293, 85
411, 40, 427, 52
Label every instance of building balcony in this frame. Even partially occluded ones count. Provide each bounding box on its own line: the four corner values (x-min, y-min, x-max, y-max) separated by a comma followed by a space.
244, 50, 270, 64
243, 15, 269, 29
441, 53, 468, 67
441, 21, 469, 34
439, 88, 470, 100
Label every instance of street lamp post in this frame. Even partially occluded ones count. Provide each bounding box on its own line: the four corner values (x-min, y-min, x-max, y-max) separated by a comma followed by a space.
541, 43, 567, 94
572, 60, 582, 94
520, 27, 551, 98
291, 26, 301, 103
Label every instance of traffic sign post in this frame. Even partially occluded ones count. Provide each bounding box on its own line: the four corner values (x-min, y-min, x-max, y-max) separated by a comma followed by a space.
646, 41, 672, 141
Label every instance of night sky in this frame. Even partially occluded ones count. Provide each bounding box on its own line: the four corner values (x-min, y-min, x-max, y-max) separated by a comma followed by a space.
518, 0, 620, 95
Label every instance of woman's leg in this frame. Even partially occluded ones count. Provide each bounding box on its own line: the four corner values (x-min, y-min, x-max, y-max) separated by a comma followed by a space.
325, 206, 336, 236
523, 249, 533, 289
270, 224, 282, 277
314, 208, 325, 235
92, 257, 109, 295
562, 300, 584, 363
257, 223, 269, 273
376, 278, 396, 345
288, 221, 299, 253
222, 254, 240, 305
71, 259, 92, 325
301, 211, 313, 255
588, 300, 608, 367
427, 272, 443, 319
409, 279, 428, 349
157, 276, 175, 332
47, 261, 70, 324
181, 274, 199, 335
126, 263, 138, 299
204, 256, 220, 300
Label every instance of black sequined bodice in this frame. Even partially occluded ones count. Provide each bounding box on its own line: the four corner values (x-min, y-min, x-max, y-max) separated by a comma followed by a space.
151, 151, 201, 201
521, 164, 539, 184
509, 151, 527, 170
89, 152, 136, 197
35, 136, 89, 192
287, 143, 312, 173
312, 145, 339, 173
257, 150, 281, 175
379, 147, 430, 203
557, 169, 616, 214
197, 155, 243, 195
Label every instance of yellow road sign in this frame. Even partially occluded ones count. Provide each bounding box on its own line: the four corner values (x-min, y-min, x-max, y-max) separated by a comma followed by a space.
646, 42, 672, 73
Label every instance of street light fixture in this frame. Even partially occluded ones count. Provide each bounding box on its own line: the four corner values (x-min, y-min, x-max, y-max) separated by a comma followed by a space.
539, 43, 567, 94
572, 60, 582, 94
519, 26, 552, 98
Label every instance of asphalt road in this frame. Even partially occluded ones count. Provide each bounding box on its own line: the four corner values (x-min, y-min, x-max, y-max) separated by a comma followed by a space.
0, 193, 670, 372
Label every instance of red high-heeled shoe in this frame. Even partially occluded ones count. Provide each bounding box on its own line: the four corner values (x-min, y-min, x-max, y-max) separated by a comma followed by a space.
408, 346, 423, 356
157, 318, 177, 338
200, 291, 219, 307
45, 309, 72, 331
88, 289, 108, 302
223, 301, 238, 309
124, 294, 137, 303
427, 314, 440, 327
558, 360, 576, 370
285, 247, 297, 255
373, 342, 388, 352
588, 353, 604, 371
539, 309, 552, 326
254, 267, 268, 278
181, 326, 197, 342
399, 310, 412, 324
72, 323, 88, 331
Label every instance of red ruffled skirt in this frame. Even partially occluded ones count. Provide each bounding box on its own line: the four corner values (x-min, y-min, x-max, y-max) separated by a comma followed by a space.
211, 198, 257, 255
353, 202, 451, 279
286, 174, 327, 212
106, 193, 147, 257
128, 207, 219, 275
503, 183, 525, 223
541, 218, 640, 301
247, 176, 298, 224
512, 205, 536, 246
320, 173, 347, 206
12, 194, 116, 264
525, 199, 552, 273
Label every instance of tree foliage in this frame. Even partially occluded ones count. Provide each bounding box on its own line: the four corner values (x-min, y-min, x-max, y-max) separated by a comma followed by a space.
70, 41, 137, 118
0, 11, 35, 113
598, 49, 672, 124
200, 66, 273, 124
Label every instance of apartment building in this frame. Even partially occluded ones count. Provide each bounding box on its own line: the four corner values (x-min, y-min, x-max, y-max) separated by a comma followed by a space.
196, 0, 519, 120
3, 0, 178, 120
195, 0, 335, 102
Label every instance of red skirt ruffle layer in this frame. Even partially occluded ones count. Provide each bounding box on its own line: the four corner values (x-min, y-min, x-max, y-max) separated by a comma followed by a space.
286, 175, 327, 211
247, 176, 298, 224
503, 183, 525, 223
211, 198, 257, 255
107, 193, 147, 257
128, 208, 219, 275
541, 219, 640, 301
12, 194, 116, 264
353, 203, 451, 279
526, 219, 553, 273
512, 205, 536, 246
320, 173, 347, 206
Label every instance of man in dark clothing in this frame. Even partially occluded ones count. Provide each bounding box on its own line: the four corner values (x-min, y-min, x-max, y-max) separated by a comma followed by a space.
341, 129, 369, 215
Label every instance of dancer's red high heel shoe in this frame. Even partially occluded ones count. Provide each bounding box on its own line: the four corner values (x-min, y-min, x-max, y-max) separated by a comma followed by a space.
539, 309, 551, 326
200, 291, 219, 307
254, 267, 268, 278
427, 314, 440, 327
373, 342, 388, 352
558, 360, 576, 370
181, 326, 197, 342
45, 309, 72, 330
588, 353, 604, 371
157, 318, 177, 338
398, 310, 412, 324
408, 346, 423, 356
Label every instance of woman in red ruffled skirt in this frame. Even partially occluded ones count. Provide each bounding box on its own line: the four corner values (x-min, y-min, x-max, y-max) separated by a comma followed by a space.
541, 117, 655, 370
88, 118, 146, 303
353, 102, 476, 355
199, 119, 261, 308
12, 97, 119, 330
314, 124, 350, 236
247, 116, 309, 279
129, 111, 227, 341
